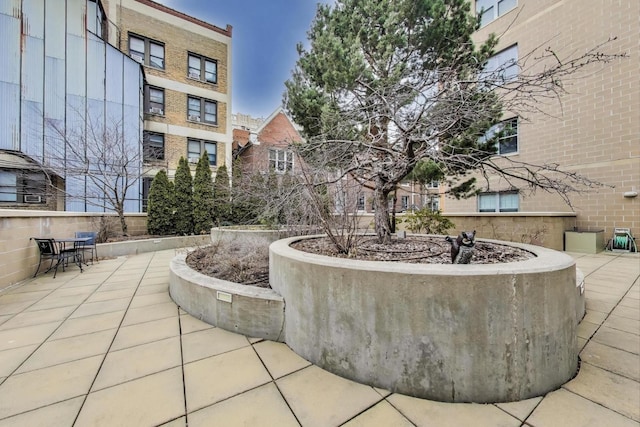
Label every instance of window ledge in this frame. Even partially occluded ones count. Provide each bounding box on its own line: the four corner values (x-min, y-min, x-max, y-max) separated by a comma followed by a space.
186, 76, 218, 86
187, 119, 219, 128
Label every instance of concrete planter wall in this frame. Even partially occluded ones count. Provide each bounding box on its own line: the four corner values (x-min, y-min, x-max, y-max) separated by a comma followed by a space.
170, 254, 285, 341
98, 235, 211, 258
269, 235, 579, 403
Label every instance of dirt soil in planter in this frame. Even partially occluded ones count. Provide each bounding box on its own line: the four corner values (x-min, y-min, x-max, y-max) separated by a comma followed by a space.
187, 235, 536, 289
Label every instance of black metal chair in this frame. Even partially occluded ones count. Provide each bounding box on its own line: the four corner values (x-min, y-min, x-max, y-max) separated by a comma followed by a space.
31, 238, 78, 278
75, 231, 98, 264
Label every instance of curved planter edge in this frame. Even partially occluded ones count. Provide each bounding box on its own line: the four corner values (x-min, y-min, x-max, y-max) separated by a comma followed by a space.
269, 234, 581, 403
169, 254, 285, 342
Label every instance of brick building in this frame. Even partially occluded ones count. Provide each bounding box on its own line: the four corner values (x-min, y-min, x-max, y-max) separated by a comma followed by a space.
444, 0, 639, 239
104, 0, 233, 209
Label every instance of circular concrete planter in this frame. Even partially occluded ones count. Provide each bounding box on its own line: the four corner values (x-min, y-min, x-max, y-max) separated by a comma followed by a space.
269, 235, 579, 403
170, 254, 285, 342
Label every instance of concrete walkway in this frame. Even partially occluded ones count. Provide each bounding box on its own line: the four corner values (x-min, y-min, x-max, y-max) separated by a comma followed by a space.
0, 249, 637, 427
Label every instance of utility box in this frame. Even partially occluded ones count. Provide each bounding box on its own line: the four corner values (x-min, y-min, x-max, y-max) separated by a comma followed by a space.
564, 229, 604, 254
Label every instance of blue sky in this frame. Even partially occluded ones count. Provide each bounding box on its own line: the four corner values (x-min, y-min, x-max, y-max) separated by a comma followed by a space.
156, 0, 327, 119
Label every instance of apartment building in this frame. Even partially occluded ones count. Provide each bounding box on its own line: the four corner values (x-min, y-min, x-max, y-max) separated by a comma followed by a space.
104, 0, 233, 208
0, 0, 232, 212
444, 0, 639, 239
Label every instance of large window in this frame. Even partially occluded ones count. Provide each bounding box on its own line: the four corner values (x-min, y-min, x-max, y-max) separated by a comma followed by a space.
87, 0, 107, 40
143, 132, 165, 161
188, 139, 217, 165
481, 117, 518, 155
142, 177, 153, 212
484, 44, 518, 83
476, 0, 517, 26
188, 53, 218, 84
0, 170, 47, 204
268, 148, 294, 173
145, 86, 164, 115
128, 34, 164, 69
187, 96, 217, 125
478, 191, 519, 212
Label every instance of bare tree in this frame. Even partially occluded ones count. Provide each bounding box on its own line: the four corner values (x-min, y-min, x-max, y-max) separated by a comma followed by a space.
45, 106, 155, 236
285, 0, 626, 244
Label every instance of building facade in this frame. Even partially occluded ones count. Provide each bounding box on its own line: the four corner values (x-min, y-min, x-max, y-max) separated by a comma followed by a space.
0, 0, 232, 213
444, 0, 639, 239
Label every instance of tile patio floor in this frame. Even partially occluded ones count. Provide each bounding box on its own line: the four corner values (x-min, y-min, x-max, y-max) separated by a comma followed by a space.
0, 249, 638, 426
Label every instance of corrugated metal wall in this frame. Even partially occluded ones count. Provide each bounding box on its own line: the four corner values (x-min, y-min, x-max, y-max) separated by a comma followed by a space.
1, 0, 143, 213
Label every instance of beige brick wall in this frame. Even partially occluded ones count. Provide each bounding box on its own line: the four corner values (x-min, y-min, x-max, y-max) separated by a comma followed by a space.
446, 0, 640, 239
112, 1, 232, 178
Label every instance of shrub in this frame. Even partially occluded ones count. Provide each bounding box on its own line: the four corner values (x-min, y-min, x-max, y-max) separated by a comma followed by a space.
173, 157, 194, 235
193, 152, 215, 234
147, 170, 174, 235
401, 208, 455, 235
213, 164, 231, 225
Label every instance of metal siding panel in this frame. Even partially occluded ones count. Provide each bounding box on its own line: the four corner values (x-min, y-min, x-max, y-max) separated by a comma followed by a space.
22, 36, 44, 102
45, 0, 65, 59
66, 35, 86, 96
44, 56, 65, 121
43, 118, 65, 170
21, 101, 44, 161
22, 0, 44, 38
87, 33, 105, 101
0, 0, 21, 16
0, 82, 20, 150
65, 94, 86, 165
105, 44, 123, 103
66, 0, 85, 37
65, 174, 85, 211
122, 58, 140, 107
0, 13, 21, 84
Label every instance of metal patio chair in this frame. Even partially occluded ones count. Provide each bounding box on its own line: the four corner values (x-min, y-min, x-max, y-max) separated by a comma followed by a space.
75, 231, 98, 264
31, 238, 78, 278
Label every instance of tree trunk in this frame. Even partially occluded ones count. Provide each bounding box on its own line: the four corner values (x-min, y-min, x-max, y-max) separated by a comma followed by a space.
373, 188, 392, 244
117, 206, 128, 236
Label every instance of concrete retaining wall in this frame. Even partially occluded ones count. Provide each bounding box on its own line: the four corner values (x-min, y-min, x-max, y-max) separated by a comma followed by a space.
98, 235, 211, 258
169, 254, 285, 341
269, 235, 579, 403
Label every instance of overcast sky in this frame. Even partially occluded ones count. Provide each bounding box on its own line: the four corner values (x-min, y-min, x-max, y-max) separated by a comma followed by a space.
156, 0, 328, 119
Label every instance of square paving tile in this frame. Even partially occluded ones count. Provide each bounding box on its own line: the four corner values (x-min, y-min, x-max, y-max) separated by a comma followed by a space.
111, 316, 179, 351
181, 327, 249, 364
527, 388, 637, 427
495, 396, 543, 421
135, 283, 168, 295
75, 367, 185, 427
188, 383, 298, 427
48, 310, 125, 341
342, 400, 414, 426
603, 314, 640, 335
68, 297, 131, 319
129, 292, 173, 309
276, 365, 382, 427
121, 301, 178, 326
15, 328, 116, 374
0, 345, 37, 377
184, 346, 271, 413
85, 288, 136, 303
611, 305, 640, 321
585, 299, 616, 314
577, 321, 599, 340
0, 355, 102, 419
24, 294, 87, 312
0, 322, 60, 352
0, 301, 38, 316
0, 396, 83, 427
158, 417, 186, 426
253, 340, 311, 379
92, 336, 182, 391
0, 306, 75, 331
592, 326, 640, 354
581, 310, 607, 325
387, 394, 520, 427
179, 314, 213, 335
563, 362, 640, 421
580, 340, 639, 381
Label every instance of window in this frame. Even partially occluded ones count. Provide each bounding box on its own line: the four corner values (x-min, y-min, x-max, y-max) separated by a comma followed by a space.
478, 191, 519, 212
426, 180, 440, 189
143, 132, 165, 161
187, 96, 217, 125
142, 177, 153, 212
401, 196, 409, 211
88, 0, 107, 40
480, 117, 518, 155
145, 86, 164, 115
0, 170, 46, 204
188, 53, 218, 84
188, 139, 217, 165
484, 44, 518, 83
476, 0, 517, 26
268, 148, 294, 173
128, 34, 164, 69
356, 193, 365, 211
0, 171, 17, 202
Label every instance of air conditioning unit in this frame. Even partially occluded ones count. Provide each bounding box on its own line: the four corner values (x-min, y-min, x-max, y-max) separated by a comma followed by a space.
130, 53, 143, 63
24, 195, 42, 203
188, 71, 200, 79
149, 107, 163, 115
188, 115, 200, 122
188, 157, 199, 164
